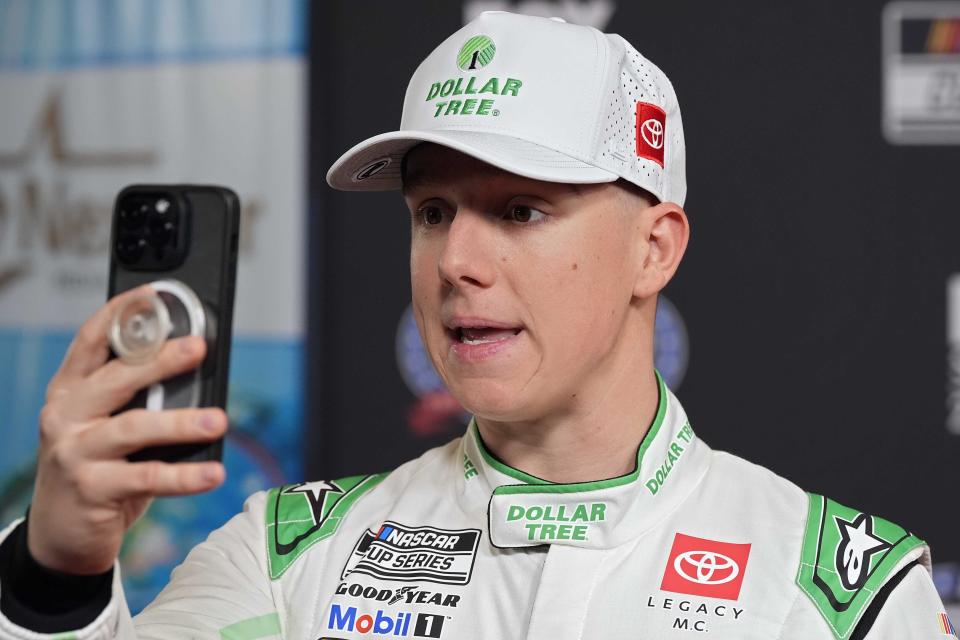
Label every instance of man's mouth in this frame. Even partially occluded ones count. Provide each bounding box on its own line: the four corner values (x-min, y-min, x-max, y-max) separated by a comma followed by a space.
456, 326, 523, 345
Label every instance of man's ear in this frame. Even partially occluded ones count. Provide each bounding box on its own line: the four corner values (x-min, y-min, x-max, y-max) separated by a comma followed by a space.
633, 202, 690, 299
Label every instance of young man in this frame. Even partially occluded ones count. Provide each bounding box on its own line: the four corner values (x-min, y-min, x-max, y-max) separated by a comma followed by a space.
0, 11, 950, 640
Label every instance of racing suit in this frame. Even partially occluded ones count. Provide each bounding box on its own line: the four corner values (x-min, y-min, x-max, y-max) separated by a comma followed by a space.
0, 375, 950, 639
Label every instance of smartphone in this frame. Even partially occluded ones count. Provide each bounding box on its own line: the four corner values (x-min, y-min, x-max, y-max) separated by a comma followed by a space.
108, 184, 240, 463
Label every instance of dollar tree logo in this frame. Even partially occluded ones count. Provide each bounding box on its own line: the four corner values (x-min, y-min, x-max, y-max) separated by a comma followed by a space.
458, 35, 496, 70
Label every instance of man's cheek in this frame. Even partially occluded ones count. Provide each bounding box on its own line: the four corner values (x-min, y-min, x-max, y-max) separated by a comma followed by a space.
409, 258, 431, 291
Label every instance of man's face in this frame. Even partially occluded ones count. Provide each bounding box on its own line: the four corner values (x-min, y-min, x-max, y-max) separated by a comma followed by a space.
404, 144, 653, 422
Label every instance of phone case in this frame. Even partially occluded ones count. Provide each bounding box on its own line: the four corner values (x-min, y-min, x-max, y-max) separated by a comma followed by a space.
108, 184, 240, 463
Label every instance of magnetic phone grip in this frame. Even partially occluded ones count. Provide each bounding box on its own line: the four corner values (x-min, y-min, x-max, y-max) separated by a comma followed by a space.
108, 280, 213, 411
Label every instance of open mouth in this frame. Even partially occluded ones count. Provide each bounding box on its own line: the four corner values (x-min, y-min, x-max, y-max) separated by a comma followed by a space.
450, 326, 523, 345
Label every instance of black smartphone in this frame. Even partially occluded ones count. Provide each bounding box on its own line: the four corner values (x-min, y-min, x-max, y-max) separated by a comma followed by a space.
108, 184, 240, 463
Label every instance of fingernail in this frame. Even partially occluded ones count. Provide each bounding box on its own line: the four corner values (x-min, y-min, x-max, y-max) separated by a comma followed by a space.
180, 337, 196, 354
199, 412, 220, 433
202, 465, 222, 484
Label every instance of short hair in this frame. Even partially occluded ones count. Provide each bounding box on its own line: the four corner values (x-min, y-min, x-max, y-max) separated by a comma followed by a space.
614, 178, 658, 207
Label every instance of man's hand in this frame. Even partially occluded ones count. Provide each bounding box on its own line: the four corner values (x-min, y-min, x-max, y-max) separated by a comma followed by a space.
27, 285, 227, 575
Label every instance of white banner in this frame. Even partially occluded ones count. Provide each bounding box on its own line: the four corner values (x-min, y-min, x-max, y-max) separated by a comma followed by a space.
0, 60, 304, 335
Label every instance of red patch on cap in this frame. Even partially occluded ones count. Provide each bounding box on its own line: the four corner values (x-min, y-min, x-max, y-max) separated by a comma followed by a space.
636, 102, 666, 167
660, 533, 751, 601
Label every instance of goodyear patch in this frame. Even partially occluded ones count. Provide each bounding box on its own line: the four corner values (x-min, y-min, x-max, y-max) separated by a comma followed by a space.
796, 493, 926, 640
266, 473, 387, 580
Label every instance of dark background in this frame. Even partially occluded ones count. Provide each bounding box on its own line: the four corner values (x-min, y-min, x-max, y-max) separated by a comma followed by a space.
308, 0, 960, 567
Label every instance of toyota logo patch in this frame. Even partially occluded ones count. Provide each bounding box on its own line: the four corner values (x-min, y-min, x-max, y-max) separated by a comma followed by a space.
635, 102, 666, 167
661, 533, 752, 600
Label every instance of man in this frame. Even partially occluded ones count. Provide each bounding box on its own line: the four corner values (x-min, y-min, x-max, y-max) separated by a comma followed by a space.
0, 11, 951, 640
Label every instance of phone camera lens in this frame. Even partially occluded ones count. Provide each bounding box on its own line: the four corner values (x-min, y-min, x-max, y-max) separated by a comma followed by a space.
149, 219, 175, 246
117, 235, 146, 263
117, 193, 185, 268
119, 206, 146, 229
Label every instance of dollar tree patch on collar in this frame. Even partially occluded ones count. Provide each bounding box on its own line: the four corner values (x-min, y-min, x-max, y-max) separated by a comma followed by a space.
480, 372, 710, 549
796, 493, 927, 640
266, 473, 388, 580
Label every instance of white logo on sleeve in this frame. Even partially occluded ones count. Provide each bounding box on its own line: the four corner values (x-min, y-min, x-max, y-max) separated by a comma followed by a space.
834, 513, 890, 591
281, 480, 344, 525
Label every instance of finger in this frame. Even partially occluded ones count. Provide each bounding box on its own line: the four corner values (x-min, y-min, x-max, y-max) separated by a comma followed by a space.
55, 284, 156, 382
76, 408, 227, 460
96, 460, 226, 501
62, 336, 206, 421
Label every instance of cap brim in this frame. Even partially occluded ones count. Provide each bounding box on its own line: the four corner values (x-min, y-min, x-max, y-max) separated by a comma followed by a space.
326, 129, 618, 191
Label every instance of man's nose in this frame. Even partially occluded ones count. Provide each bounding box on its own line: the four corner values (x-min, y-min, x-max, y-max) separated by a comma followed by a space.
437, 209, 496, 289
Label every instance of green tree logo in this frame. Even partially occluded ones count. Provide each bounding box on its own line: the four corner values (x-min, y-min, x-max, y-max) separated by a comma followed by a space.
457, 35, 496, 70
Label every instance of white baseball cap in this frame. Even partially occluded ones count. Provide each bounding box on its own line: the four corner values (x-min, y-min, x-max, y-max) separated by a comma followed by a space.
326, 11, 686, 205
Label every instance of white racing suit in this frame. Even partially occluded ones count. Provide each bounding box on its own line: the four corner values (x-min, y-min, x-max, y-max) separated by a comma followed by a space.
0, 375, 951, 639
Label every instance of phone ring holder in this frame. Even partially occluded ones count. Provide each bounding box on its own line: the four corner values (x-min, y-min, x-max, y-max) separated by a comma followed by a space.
109, 280, 211, 410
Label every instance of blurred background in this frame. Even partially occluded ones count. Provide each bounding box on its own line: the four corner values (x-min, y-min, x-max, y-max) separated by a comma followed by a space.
0, 0, 958, 617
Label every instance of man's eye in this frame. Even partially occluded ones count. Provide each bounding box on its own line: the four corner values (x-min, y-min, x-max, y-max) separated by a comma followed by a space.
419, 206, 444, 225
505, 205, 546, 223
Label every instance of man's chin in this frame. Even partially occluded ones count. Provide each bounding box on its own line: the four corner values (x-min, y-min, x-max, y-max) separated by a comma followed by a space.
448, 379, 530, 423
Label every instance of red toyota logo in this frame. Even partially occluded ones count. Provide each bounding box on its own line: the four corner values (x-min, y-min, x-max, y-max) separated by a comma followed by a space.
635, 102, 666, 167
661, 533, 752, 600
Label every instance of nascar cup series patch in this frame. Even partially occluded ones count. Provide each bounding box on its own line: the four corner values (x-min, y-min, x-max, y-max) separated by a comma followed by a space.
341, 521, 482, 585
266, 474, 388, 579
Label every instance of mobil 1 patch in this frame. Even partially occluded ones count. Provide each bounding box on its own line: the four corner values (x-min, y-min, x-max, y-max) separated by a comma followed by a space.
341, 521, 481, 585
